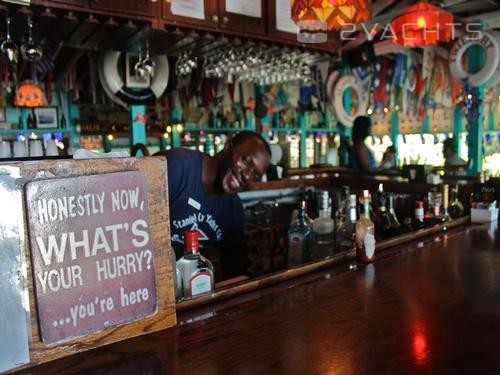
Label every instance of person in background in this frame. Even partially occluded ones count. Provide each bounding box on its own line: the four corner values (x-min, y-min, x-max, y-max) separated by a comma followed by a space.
349, 116, 377, 172
379, 145, 397, 170
443, 138, 466, 167
157, 131, 271, 280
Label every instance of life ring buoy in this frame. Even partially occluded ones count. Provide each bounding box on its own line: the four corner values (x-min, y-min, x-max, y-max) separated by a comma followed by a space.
326, 70, 339, 100
333, 75, 368, 128
485, 31, 500, 88
98, 50, 169, 105
449, 31, 500, 87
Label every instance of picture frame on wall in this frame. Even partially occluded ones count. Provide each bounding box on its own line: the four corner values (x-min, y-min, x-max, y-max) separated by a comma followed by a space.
33, 107, 58, 129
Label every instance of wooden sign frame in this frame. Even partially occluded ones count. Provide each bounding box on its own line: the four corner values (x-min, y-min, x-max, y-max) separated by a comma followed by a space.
8, 156, 176, 370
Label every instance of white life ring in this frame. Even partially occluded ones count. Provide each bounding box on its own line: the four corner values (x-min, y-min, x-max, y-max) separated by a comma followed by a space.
485, 31, 500, 88
326, 70, 339, 100
449, 31, 500, 87
333, 75, 368, 128
98, 50, 169, 105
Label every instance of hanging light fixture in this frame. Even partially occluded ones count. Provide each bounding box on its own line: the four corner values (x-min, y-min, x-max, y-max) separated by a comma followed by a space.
291, 0, 371, 30
390, 2, 453, 47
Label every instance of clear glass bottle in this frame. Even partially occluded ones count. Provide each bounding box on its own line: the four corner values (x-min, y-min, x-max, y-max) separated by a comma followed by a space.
336, 193, 358, 249
449, 185, 464, 219
288, 200, 312, 267
176, 230, 214, 299
355, 190, 376, 263
385, 194, 402, 236
312, 191, 335, 260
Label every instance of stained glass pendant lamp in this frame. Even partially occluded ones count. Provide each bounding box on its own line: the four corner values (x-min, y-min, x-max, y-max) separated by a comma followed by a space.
291, 0, 371, 30
390, 1, 453, 47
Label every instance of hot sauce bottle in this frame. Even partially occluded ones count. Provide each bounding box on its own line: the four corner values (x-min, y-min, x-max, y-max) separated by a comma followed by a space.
355, 190, 376, 263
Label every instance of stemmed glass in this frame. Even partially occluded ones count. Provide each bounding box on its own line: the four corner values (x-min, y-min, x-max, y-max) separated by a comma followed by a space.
1, 17, 18, 64
21, 18, 42, 62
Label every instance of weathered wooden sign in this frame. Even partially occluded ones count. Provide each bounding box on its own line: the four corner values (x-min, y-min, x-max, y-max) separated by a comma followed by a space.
25, 171, 157, 344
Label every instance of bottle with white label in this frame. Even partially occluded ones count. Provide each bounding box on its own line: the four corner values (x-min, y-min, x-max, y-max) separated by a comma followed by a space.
355, 190, 376, 263
312, 191, 334, 260
287, 200, 312, 267
176, 230, 214, 299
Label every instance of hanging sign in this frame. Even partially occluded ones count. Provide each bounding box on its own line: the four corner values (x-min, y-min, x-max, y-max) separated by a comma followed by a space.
171, 0, 205, 20
276, 0, 299, 34
25, 171, 157, 344
226, 0, 261, 18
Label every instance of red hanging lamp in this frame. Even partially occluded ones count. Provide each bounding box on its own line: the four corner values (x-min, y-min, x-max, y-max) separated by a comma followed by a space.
291, 0, 371, 30
390, 2, 453, 47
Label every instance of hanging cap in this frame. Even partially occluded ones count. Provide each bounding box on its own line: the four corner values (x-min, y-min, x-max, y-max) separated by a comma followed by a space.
184, 230, 200, 253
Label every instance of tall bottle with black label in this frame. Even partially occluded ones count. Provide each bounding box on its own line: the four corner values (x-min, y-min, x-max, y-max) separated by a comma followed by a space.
176, 230, 214, 299
288, 200, 312, 267
355, 190, 376, 263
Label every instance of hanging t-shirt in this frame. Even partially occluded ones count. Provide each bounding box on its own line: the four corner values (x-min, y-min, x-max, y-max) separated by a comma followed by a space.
163, 148, 244, 279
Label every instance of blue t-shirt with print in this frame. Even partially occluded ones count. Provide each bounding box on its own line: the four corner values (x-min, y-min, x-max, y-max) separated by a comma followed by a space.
164, 148, 244, 278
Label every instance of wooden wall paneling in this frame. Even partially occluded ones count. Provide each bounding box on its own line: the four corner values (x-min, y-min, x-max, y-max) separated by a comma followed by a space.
89, 0, 114, 13
218, 0, 265, 36
80, 16, 118, 49
65, 13, 100, 47
8, 157, 176, 369
31, 0, 89, 8
46, 11, 80, 47
120, 0, 159, 17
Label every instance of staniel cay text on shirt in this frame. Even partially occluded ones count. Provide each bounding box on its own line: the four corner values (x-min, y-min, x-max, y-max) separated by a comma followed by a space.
25, 171, 157, 344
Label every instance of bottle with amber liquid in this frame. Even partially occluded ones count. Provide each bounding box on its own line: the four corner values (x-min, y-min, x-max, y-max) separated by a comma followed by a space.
449, 185, 465, 219
176, 230, 214, 299
355, 190, 376, 263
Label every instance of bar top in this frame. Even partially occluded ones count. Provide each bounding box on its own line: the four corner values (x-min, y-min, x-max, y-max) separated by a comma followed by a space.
15, 221, 500, 374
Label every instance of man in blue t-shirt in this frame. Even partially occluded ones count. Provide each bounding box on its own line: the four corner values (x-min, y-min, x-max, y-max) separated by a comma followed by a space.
159, 131, 271, 279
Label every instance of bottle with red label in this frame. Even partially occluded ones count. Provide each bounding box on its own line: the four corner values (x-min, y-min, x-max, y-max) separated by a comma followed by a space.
414, 200, 425, 229
355, 190, 376, 263
176, 230, 214, 299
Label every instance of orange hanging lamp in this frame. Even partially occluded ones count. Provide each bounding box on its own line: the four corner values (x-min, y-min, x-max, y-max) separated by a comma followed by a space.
14, 81, 47, 108
291, 0, 371, 30
390, 2, 453, 47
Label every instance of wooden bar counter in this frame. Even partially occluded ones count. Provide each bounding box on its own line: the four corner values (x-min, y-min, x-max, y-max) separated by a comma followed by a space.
13, 221, 500, 374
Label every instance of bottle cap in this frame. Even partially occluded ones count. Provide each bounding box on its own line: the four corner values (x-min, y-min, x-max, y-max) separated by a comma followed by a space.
184, 230, 200, 253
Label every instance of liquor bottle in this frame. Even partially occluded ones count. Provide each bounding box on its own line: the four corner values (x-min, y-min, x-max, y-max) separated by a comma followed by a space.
60, 114, 67, 129
449, 185, 465, 219
176, 230, 214, 299
385, 193, 402, 236
374, 184, 388, 238
355, 190, 376, 263
336, 193, 357, 249
414, 200, 425, 229
288, 200, 312, 267
312, 191, 334, 260
442, 184, 451, 222
27, 114, 34, 129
